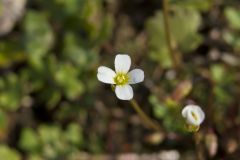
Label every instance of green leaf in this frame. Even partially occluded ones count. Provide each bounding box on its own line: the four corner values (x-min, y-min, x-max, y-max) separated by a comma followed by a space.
54, 63, 85, 100
224, 7, 240, 30
28, 155, 43, 160
81, 0, 103, 41
213, 86, 232, 106
171, 0, 213, 11
223, 31, 240, 52
97, 14, 114, 44
38, 125, 62, 159
0, 110, 7, 129
0, 145, 20, 160
149, 95, 167, 118
38, 125, 61, 145
146, 7, 202, 68
210, 64, 235, 106
0, 41, 26, 68
62, 32, 88, 67
19, 128, 40, 153
210, 64, 225, 83
23, 11, 54, 68
0, 74, 23, 111
54, 0, 85, 15
65, 123, 83, 146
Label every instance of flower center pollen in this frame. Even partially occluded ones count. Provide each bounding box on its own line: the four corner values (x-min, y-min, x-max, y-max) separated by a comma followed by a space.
114, 73, 129, 85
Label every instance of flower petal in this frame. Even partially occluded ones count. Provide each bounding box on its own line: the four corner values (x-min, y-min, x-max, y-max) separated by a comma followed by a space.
193, 106, 205, 123
186, 109, 200, 126
115, 54, 131, 73
128, 69, 144, 84
181, 106, 189, 118
182, 105, 205, 126
97, 66, 116, 84
115, 85, 133, 100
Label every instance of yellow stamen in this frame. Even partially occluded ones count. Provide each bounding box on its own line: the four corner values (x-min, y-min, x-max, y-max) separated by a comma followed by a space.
191, 111, 198, 121
114, 73, 129, 86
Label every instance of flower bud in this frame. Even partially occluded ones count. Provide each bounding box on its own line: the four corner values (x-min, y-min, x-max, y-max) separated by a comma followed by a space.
182, 105, 205, 131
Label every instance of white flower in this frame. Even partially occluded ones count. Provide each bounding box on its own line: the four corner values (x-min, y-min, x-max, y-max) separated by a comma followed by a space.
181, 104, 205, 126
97, 54, 144, 100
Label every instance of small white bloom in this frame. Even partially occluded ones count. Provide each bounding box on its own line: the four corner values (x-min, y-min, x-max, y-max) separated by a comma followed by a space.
97, 54, 144, 100
181, 104, 205, 126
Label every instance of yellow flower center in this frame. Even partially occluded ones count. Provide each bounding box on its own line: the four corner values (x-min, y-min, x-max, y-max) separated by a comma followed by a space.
114, 73, 129, 86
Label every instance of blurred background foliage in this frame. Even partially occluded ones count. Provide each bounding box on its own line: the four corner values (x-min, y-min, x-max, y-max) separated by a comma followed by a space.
0, 0, 240, 159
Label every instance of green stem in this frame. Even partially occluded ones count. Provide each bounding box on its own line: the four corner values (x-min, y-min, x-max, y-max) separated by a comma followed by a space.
162, 0, 179, 69
130, 99, 161, 131
194, 132, 204, 160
